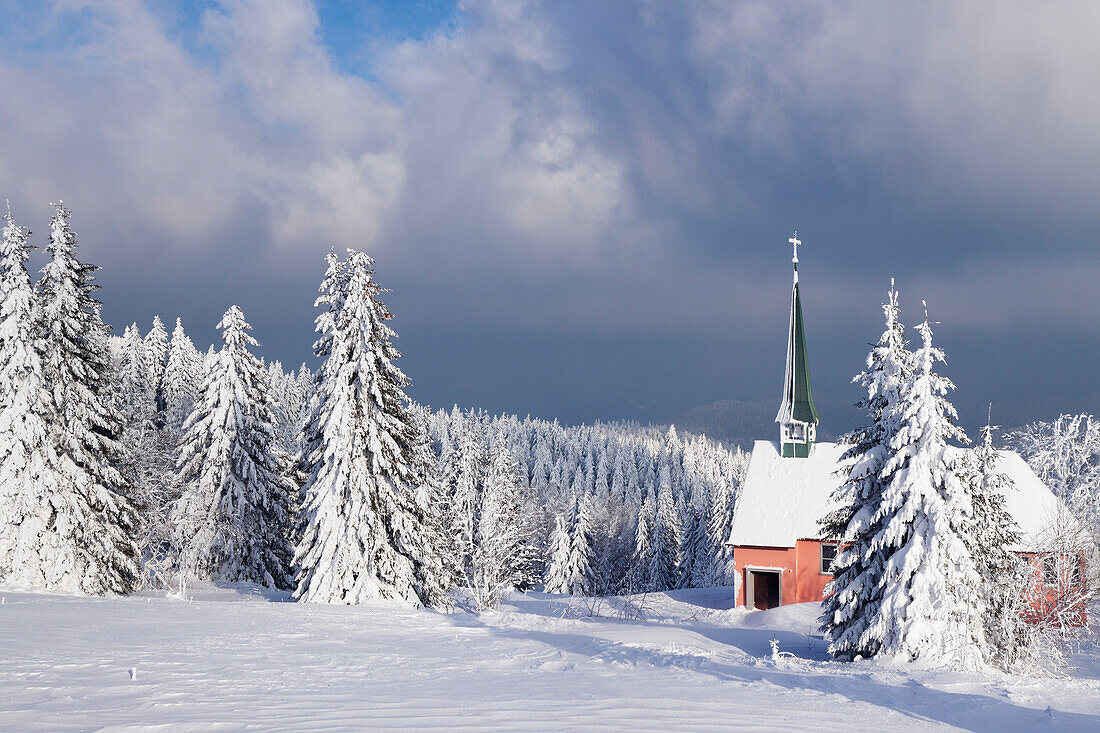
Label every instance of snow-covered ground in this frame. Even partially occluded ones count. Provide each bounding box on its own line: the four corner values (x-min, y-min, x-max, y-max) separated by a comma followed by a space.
1, 585, 1098, 731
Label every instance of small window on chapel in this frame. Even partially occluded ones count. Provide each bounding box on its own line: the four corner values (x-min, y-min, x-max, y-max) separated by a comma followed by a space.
1067, 555, 1082, 587
820, 543, 838, 575
1042, 555, 1058, 586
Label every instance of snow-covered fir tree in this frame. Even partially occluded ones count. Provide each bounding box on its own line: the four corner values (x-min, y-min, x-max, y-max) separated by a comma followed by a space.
172, 306, 296, 590
968, 414, 1022, 591
309, 250, 348, 382
294, 251, 444, 606
448, 416, 485, 576
202, 344, 216, 375
36, 202, 129, 481
409, 407, 460, 601
649, 482, 682, 591
463, 435, 534, 608
961, 412, 1028, 669
143, 315, 168, 414
293, 363, 314, 440
705, 478, 738, 586
0, 204, 140, 594
545, 493, 593, 594
570, 495, 595, 593
588, 468, 628, 596
112, 319, 175, 530
681, 478, 715, 587
163, 317, 203, 436
116, 323, 154, 429
629, 491, 656, 591
829, 304, 987, 668
544, 514, 573, 594
820, 282, 910, 660
266, 360, 306, 455
294, 249, 347, 502
109, 316, 189, 577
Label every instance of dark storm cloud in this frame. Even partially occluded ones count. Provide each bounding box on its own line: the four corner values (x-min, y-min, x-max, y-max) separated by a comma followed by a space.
0, 0, 1096, 431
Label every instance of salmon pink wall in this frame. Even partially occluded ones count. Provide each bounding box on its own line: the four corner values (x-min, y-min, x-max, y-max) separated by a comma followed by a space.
733, 540, 834, 607
794, 540, 834, 605
1019, 552, 1089, 626
732, 546, 793, 606
733, 543, 1087, 626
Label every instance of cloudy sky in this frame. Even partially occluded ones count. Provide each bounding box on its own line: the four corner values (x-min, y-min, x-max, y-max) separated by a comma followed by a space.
1, 0, 1097, 431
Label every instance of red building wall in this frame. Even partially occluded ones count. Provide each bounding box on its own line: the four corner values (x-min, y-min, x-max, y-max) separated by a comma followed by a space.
793, 540, 835, 604
734, 542, 1087, 627
1020, 552, 1089, 627
733, 540, 834, 607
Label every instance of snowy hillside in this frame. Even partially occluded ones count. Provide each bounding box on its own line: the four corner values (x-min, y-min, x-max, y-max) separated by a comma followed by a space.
2, 584, 1098, 731
670, 397, 859, 449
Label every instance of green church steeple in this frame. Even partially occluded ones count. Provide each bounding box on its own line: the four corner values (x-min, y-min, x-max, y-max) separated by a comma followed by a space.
776, 232, 820, 458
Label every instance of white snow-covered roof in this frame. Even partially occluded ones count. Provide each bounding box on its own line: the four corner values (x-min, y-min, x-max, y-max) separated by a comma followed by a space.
728, 441, 848, 549
993, 450, 1072, 551
729, 440, 1067, 551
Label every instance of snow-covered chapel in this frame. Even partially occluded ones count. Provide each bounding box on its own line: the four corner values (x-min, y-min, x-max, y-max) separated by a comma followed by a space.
728, 234, 1069, 611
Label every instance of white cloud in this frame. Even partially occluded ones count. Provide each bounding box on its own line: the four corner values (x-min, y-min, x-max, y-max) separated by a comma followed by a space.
0, 0, 629, 266
1, 0, 1098, 339
273, 151, 406, 251
691, 1, 1100, 216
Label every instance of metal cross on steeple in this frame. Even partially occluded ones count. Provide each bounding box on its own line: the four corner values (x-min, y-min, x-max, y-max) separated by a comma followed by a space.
789, 231, 801, 283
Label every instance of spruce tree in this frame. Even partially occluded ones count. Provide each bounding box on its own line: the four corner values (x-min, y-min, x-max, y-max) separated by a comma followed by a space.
0, 204, 139, 593
876, 312, 986, 666
163, 317, 202, 436
272, 360, 308, 455
631, 492, 655, 591
293, 363, 314, 443
36, 203, 129, 482
310, 250, 348, 375
113, 322, 182, 569
143, 315, 169, 414
465, 439, 533, 608
828, 306, 987, 667
451, 416, 486, 575
117, 323, 154, 430
114, 320, 168, 524
544, 514, 573, 594
681, 479, 715, 587
706, 479, 737, 586
968, 413, 1021, 588
649, 482, 682, 590
295, 248, 347, 502
409, 407, 459, 604
294, 251, 443, 606
964, 411, 1025, 668
544, 494, 592, 595
173, 306, 295, 589
570, 495, 595, 594
821, 282, 910, 660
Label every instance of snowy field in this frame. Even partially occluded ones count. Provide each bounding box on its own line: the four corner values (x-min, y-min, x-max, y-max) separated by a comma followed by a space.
1, 585, 1098, 732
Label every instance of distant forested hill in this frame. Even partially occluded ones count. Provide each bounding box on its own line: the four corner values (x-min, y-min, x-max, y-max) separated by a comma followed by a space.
670, 396, 861, 449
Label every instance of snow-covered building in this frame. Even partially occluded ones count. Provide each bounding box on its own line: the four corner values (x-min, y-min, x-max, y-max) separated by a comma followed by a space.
728, 234, 1072, 611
